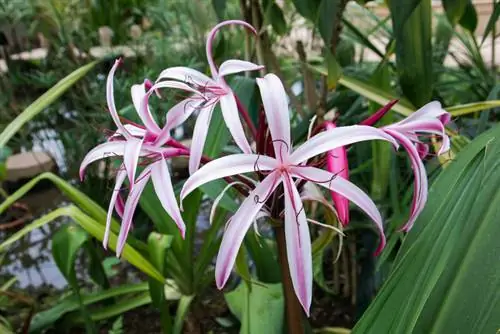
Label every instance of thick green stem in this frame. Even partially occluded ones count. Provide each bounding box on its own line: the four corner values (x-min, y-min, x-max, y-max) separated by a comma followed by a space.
274, 224, 304, 334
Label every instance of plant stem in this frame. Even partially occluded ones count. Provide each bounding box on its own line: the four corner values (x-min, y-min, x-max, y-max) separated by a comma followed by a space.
235, 94, 257, 139
274, 224, 304, 334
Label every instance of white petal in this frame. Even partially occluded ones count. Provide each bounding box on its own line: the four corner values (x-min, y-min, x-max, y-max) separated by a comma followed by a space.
218, 60, 263, 78
256, 74, 291, 160
289, 125, 399, 165
282, 174, 312, 315
215, 172, 281, 288
104, 169, 127, 249
290, 166, 386, 255
220, 93, 252, 154
131, 82, 161, 133
181, 153, 277, 202
188, 104, 214, 175
156, 67, 214, 87
151, 157, 186, 237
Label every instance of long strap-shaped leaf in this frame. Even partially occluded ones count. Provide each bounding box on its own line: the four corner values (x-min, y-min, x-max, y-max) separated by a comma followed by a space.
0, 61, 98, 147
0, 205, 164, 283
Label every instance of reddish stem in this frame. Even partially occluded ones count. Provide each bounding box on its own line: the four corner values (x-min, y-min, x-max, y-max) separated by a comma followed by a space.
359, 99, 399, 126
234, 94, 257, 140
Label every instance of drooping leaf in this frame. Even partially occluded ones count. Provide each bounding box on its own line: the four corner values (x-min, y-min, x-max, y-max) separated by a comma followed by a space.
459, 1, 478, 32
291, 0, 322, 21
353, 123, 500, 333
442, 0, 468, 25
0, 61, 98, 147
262, 0, 287, 35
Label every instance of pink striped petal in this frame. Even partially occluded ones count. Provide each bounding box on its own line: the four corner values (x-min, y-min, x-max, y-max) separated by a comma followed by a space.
156, 67, 214, 87
206, 20, 257, 77
289, 125, 399, 165
220, 92, 252, 154
290, 166, 386, 255
131, 81, 161, 134
390, 119, 450, 155
150, 157, 186, 238
256, 74, 291, 160
107, 59, 130, 139
115, 193, 125, 218
384, 129, 428, 232
215, 171, 281, 289
104, 169, 127, 249
153, 98, 205, 147
116, 167, 152, 257
181, 153, 277, 202
80, 142, 126, 180
218, 60, 264, 78
398, 101, 449, 125
189, 104, 215, 175
282, 174, 312, 315
324, 122, 350, 226
123, 137, 144, 187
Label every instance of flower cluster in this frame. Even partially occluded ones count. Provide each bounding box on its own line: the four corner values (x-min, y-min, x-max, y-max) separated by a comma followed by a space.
80, 20, 450, 314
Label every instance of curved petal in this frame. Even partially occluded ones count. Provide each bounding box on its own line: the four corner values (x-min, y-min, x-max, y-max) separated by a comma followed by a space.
107, 59, 130, 138
256, 74, 291, 160
80, 141, 125, 180
220, 92, 252, 154
282, 174, 312, 315
181, 153, 277, 202
131, 81, 161, 133
289, 125, 399, 165
398, 101, 449, 125
384, 129, 428, 232
153, 98, 204, 147
113, 124, 146, 138
149, 80, 205, 96
151, 157, 186, 238
218, 60, 263, 78
188, 104, 215, 175
104, 169, 126, 249
116, 167, 152, 257
389, 119, 450, 155
123, 137, 144, 187
206, 20, 257, 77
156, 67, 214, 87
290, 166, 386, 255
215, 171, 281, 289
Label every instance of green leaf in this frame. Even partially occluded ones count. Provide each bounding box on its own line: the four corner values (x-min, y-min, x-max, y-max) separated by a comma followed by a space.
29, 283, 148, 332
263, 0, 287, 35
481, 1, 500, 45
353, 123, 500, 333
52, 224, 95, 334
291, 0, 321, 21
442, 0, 467, 25
225, 281, 284, 334
459, 1, 478, 32
90, 292, 151, 321
212, 0, 226, 21
325, 50, 342, 89
447, 100, 500, 116
147, 232, 173, 308
0, 206, 164, 283
245, 230, 281, 283
173, 295, 195, 334
0, 172, 118, 234
390, 0, 432, 107
317, 0, 342, 46
0, 61, 98, 148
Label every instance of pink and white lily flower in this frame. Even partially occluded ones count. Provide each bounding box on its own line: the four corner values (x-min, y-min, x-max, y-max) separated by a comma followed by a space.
155, 20, 264, 174
382, 101, 450, 231
180, 74, 399, 314
80, 59, 198, 256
